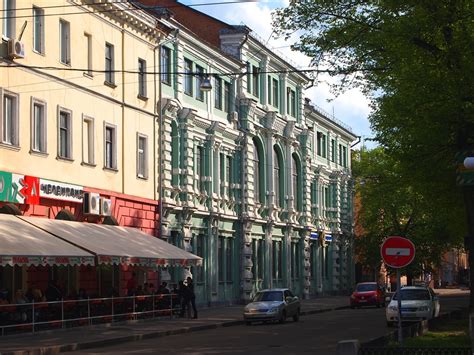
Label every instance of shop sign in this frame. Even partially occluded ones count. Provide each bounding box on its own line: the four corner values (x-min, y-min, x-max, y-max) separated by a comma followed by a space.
0, 171, 40, 204
310, 232, 319, 240
39, 178, 84, 203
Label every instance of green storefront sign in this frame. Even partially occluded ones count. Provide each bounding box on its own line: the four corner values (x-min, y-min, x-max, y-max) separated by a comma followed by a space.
0, 171, 24, 203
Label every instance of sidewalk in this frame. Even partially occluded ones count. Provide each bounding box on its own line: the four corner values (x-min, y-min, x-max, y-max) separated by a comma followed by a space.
0, 296, 349, 355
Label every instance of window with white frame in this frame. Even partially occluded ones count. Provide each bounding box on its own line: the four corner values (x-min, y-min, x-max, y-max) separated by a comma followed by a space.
137, 133, 148, 178
331, 139, 336, 162
226, 155, 232, 194
1, 90, 19, 146
84, 33, 92, 76
196, 146, 205, 192
104, 124, 117, 169
161, 46, 171, 85
224, 81, 231, 113
59, 19, 70, 65
2, 0, 15, 39
33, 6, 44, 54
58, 108, 72, 159
105, 43, 115, 84
214, 76, 222, 110
138, 58, 147, 98
82, 116, 94, 165
267, 76, 271, 104
317, 132, 327, 158
195, 65, 204, 101
252, 65, 259, 97
253, 140, 261, 203
31, 98, 47, 153
273, 147, 281, 207
342, 146, 348, 167
184, 58, 193, 96
272, 78, 279, 108
287, 88, 296, 116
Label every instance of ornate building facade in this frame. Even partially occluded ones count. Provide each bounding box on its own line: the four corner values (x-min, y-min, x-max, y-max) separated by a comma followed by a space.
147, 1, 358, 304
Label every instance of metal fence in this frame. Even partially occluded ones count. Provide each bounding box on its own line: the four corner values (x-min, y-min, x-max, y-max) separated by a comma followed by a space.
0, 293, 180, 335
359, 347, 472, 355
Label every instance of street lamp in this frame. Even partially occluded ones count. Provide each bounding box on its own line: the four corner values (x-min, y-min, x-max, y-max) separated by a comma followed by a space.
199, 75, 212, 92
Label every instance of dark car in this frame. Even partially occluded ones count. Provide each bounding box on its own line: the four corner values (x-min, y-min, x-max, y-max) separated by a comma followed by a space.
350, 282, 385, 308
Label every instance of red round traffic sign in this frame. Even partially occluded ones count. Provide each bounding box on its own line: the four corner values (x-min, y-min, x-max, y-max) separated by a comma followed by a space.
380, 236, 415, 268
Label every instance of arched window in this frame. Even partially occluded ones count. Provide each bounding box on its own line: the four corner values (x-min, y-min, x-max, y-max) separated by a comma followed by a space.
292, 153, 301, 211
171, 122, 179, 186
274, 147, 281, 207
253, 140, 261, 203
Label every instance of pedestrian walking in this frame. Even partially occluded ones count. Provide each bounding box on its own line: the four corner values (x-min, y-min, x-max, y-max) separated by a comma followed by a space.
186, 276, 197, 319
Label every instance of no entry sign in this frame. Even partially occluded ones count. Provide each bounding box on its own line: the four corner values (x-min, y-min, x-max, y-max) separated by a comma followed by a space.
381, 236, 415, 268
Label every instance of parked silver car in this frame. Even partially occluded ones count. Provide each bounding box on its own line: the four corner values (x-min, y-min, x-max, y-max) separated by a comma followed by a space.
386, 286, 440, 326
243, 288, 301, 325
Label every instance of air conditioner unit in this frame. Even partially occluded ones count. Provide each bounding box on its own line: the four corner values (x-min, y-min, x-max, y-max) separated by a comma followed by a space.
83, 192, 100, 215
100, 197, 112, 216
8, 39, 25, 59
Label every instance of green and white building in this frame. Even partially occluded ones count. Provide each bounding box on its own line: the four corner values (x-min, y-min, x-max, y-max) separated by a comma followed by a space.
152, 2, 358, 305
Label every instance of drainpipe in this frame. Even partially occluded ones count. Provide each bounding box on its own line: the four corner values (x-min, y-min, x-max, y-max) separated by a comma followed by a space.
121, 27, 125, 194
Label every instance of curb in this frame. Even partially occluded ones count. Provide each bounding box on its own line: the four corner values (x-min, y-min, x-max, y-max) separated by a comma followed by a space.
1, 304, 348, 355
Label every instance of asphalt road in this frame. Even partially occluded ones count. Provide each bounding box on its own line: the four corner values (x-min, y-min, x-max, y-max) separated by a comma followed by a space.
69, 293, 469, 355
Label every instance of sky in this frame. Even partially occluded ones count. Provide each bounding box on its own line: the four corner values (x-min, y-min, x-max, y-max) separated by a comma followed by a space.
179, 0, 375, 148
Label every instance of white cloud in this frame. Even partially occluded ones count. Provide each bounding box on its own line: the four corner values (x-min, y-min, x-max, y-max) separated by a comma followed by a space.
181, 0, 374, 142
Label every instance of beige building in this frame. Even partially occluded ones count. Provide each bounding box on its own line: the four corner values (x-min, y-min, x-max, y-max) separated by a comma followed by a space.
0, 0, 173, 297
1, 0, 159, 201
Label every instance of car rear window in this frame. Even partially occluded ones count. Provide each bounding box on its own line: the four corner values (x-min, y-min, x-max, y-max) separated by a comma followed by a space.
253, 291, 283, 302
356, 284, 377, 292
393, 289, 430, 300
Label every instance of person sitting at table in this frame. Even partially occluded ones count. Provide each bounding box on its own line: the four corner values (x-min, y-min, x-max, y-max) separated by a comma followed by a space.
45, 280, 62, 302
13, 289, 28, 304
12, 289, 28, 322
126, 272, 137, 296
31, 287, 46, 303
143, 283, 150, 295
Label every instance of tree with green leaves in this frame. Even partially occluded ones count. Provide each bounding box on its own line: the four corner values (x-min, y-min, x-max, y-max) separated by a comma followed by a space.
353, 148, 460, 284
273, 1, 474, 307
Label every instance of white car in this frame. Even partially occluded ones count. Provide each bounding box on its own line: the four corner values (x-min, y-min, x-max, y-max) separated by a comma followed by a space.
386, 286, 440, 326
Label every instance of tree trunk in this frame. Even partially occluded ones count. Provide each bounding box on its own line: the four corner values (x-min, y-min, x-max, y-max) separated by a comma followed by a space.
464, 186, 474, 311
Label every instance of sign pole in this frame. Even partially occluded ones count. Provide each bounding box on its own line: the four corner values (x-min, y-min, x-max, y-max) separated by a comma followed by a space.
397, 268, 402, 344
380, 236, 416, 345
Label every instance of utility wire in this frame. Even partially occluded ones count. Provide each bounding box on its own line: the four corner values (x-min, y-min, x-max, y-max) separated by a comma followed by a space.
1, 63, 323, 76
0, 0, 260, 20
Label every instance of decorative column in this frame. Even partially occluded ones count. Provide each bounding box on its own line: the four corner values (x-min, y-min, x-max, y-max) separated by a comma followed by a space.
302, 230, 311, 299
181, 213, 194, 281
241, 219, 253, 301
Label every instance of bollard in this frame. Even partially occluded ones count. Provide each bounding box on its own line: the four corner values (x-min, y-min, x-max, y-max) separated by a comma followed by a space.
336, 339, 360, 355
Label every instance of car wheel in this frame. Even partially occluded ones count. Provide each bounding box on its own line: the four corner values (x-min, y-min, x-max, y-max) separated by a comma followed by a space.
246, 321, 252, 326
350, 305, 355, 309
376, 302, 381, 308
293, 309, 300, 322
279, 311, 287, 324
